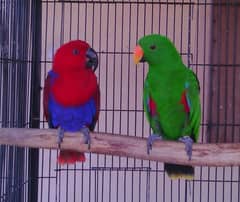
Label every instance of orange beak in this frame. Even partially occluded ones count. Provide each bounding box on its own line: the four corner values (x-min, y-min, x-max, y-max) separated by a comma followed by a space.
133, 45, 144, 64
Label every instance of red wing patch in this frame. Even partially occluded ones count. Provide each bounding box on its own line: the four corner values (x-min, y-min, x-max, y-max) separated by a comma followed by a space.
149, 97, 157, 116
180, 90, 190, 113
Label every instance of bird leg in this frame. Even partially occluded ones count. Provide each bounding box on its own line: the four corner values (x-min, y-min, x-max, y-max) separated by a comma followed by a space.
147, 134, 162, 155
80, 126, 91, 150
57, 127, 65, 149
178, 136, 193, 160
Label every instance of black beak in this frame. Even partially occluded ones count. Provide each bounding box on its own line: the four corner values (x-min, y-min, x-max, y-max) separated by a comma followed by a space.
86, 48, 98, 72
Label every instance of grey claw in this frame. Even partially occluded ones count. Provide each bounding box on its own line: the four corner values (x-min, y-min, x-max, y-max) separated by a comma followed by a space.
147, 139, 152, 155
179, 136, 193, 160
147, 134, 162, 155
57, 127, 65, 149
81, 127, 91, 149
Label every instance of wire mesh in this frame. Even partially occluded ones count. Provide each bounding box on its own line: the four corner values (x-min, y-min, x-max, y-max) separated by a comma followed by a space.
0, 1, 42, 202
0, 0, 240, 202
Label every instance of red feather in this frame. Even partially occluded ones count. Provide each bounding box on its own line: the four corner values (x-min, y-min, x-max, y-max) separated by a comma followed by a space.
58, 150, 86, 164
180, 90, 190, 113
52, 70, 97, 106
149, 97, 157, 116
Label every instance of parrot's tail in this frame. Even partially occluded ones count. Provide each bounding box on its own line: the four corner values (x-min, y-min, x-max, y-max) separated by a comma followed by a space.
57, 150, 86, 164
164, 163, 194, 180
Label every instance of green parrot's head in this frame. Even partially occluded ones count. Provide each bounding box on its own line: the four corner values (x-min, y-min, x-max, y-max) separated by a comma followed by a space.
133, 34, 181, 66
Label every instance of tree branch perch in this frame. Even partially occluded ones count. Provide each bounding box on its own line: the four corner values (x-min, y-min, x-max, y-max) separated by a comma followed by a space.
0, 128, 239, 166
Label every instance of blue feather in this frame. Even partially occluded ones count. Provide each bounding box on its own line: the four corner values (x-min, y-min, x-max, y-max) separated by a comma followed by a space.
48, 95, 96, 132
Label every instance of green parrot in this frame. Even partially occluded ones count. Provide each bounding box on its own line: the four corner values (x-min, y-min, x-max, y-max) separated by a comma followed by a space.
133, 34, 201, 180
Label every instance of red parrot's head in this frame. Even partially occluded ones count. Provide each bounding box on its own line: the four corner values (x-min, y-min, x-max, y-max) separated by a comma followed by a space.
53, 40, 98, 73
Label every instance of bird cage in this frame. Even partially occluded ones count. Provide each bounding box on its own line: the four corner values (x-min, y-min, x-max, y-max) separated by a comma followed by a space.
0, 1, 239, 202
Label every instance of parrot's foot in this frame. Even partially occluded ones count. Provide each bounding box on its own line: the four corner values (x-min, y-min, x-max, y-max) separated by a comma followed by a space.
179, 136, 193, 160
80, 126, 91, 150
57, 127, 65, 149
147, 134, 162, 155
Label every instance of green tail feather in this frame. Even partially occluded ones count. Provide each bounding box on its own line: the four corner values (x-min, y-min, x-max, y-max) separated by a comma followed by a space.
164, 163, 194, 180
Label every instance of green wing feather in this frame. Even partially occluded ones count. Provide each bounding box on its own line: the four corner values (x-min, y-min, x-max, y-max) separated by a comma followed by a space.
143, 81, 151, 124
143, 80, 162, 135
185, 69, 201, 142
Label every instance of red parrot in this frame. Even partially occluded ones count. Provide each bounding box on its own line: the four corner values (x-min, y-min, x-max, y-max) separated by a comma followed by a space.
43, 40, 100, 164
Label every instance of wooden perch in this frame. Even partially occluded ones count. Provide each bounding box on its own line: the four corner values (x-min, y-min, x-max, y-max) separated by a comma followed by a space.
0, 128, 239, 166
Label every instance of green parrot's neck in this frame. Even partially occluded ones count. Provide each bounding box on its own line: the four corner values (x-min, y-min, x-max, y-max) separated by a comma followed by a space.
148, 60, 184, 76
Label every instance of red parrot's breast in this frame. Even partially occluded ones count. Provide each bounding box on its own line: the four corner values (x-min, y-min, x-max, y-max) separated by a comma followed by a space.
51, 70, 97, 106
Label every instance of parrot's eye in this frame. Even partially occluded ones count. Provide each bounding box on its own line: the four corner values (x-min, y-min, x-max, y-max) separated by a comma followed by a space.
72, 49, 80, 55
150, 45, 156, 50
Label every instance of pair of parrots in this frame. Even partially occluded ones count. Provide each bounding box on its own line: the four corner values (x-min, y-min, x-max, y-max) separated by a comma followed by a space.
43, 34, 201, 179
